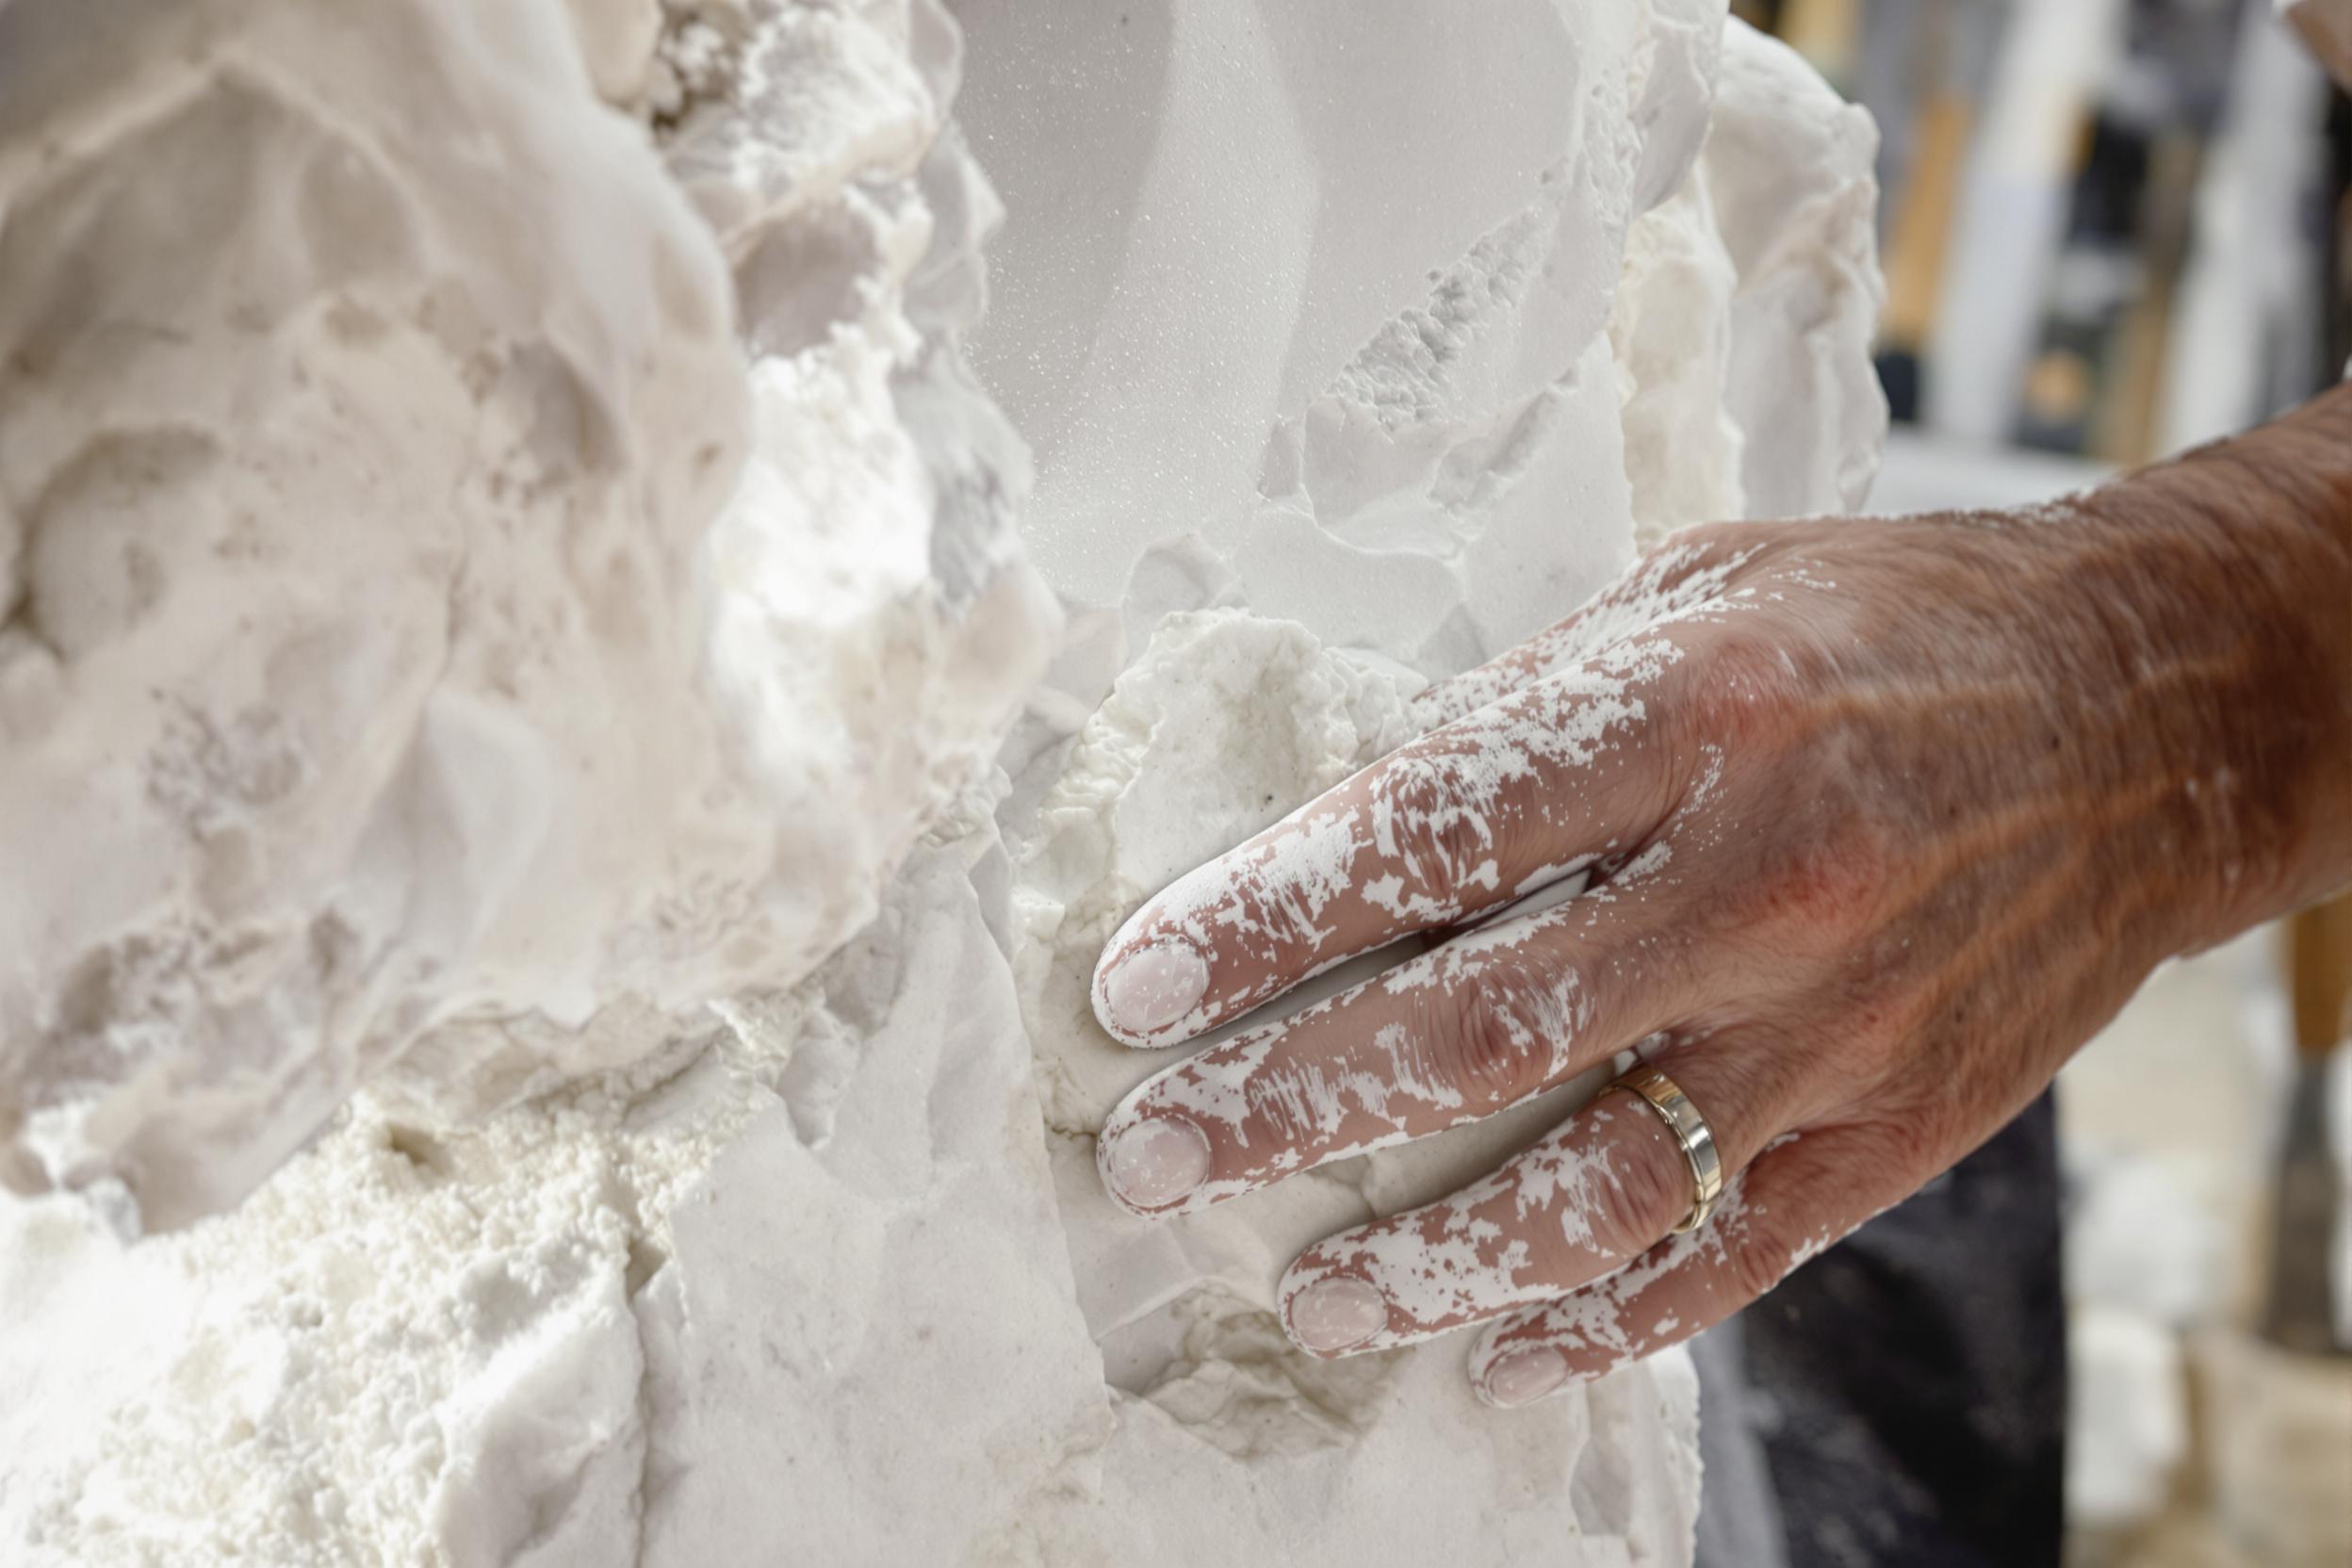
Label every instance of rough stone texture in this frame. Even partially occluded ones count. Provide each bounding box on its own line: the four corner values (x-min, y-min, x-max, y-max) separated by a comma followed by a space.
973, 8, 1884, 1563
0, 3, 1886, 1563
0, 0, 1053, 1231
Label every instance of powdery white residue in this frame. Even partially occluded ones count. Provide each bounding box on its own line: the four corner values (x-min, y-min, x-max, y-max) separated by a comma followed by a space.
1015, 610, 1423, 1142
0, 0, 748, 1229
0, 0, 1083, 1560
1095, 889, 1645, 1226
1008, 609, 1703, 1559
964, 0, 1739, 678
1087, 593, 1743, 1054
1410, 539, 1752, 726
989, 16, 1887, 1558
1293, 1131, 1654, 1347
1467, 1149, 1897, 1398
3, 848, 1113, 1568
0, 0, 1054, 1232
1700, 24, 1888, 520
1473, 1171, 1766, 1380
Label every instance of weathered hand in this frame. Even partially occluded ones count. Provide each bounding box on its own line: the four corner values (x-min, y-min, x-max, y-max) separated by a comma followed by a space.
1087, 399, 2352, 1408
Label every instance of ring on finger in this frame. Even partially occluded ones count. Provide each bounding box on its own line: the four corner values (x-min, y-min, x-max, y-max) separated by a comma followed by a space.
1609, 1064, 1724, 1233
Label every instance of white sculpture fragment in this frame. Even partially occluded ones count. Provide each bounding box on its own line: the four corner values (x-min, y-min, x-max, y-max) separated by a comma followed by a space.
974, 6, 1884, 1560
0, 0, 1052, 1229
0, 0, 1886, 1562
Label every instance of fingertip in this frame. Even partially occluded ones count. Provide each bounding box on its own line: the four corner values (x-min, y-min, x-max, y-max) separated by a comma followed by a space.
1467, 1305, 1579, 1400
1096, 1112, 1213, 1216
1278, 1259, 1392, 1358
1092, 933, 1211, 1045
1475, 1345, 1571, 1409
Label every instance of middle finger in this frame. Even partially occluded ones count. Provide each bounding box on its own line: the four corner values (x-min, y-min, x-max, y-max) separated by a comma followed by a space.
1095, 875, 1712, 1217
1088, 654, 1686, 1050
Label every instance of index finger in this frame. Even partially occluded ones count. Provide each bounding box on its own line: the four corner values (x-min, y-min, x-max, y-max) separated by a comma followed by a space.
1413, 533, 1766, 727
1090, 650, 1682, 1048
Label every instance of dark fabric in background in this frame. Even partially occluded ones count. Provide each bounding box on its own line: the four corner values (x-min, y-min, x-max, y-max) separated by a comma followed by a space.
1694, 1091, 2066, 1568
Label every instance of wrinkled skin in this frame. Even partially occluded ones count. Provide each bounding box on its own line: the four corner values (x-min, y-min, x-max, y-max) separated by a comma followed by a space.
1090, 387, 2352, 1407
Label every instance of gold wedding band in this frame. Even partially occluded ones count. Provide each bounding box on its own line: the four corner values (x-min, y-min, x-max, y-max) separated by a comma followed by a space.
1609, 1065, 1725, 1233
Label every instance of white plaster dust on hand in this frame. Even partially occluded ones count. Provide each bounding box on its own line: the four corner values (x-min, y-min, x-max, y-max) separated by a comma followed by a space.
1083, 537, 1799, 1237
1464, 1125, 1909, 1405
1078, 547, 1787, 1364
1268, 1079, 1730, 1357
1092, 876, 1716, 1220
1265, 1070, 1828, 1390
0, 0, 1903, 1559
1099, 940, 1214, 1037
1092, 448, 2255, 1407
1085, 546, 1783, 1054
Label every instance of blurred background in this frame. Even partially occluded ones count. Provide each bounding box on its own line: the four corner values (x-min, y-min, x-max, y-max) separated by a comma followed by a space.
1739, 3, 2351, 1563
1740, 0, 2343, 463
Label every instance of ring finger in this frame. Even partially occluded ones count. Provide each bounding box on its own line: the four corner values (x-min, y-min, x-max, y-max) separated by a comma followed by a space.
1272, 1040, 1793, 1359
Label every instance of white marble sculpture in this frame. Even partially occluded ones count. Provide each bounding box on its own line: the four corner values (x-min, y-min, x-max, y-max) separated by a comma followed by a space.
0, 1, 1883, 1561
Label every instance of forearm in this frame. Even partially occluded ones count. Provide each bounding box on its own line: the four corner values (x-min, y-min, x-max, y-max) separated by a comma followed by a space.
2087, 384, 2352, 945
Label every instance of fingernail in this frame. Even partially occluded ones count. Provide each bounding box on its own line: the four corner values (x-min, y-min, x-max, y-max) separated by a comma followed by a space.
1099, 939, 1210, 1037
1480, 1347, 1568, 1408
1287, 1277, 1390, 1354
1099, 1117, 1213, 1211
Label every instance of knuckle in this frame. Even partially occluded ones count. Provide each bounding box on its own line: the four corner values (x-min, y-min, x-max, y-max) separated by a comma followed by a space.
1586, 1135, 1696, 1259
1724, 1125, 1912, 1301
1733, 771, 1900, 940
1625, 520, 1765, 603
1668, 627, 1807, 750
1424, 958, 1564, 1111
1722, 1193, 1821, 1303
1768, 824, 1894, 931
1366, 750, 1501, 905
1727, 1216, 1809, 1303
1862, 1068, 1991, 1174
1243, 1057, 1342, 1150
